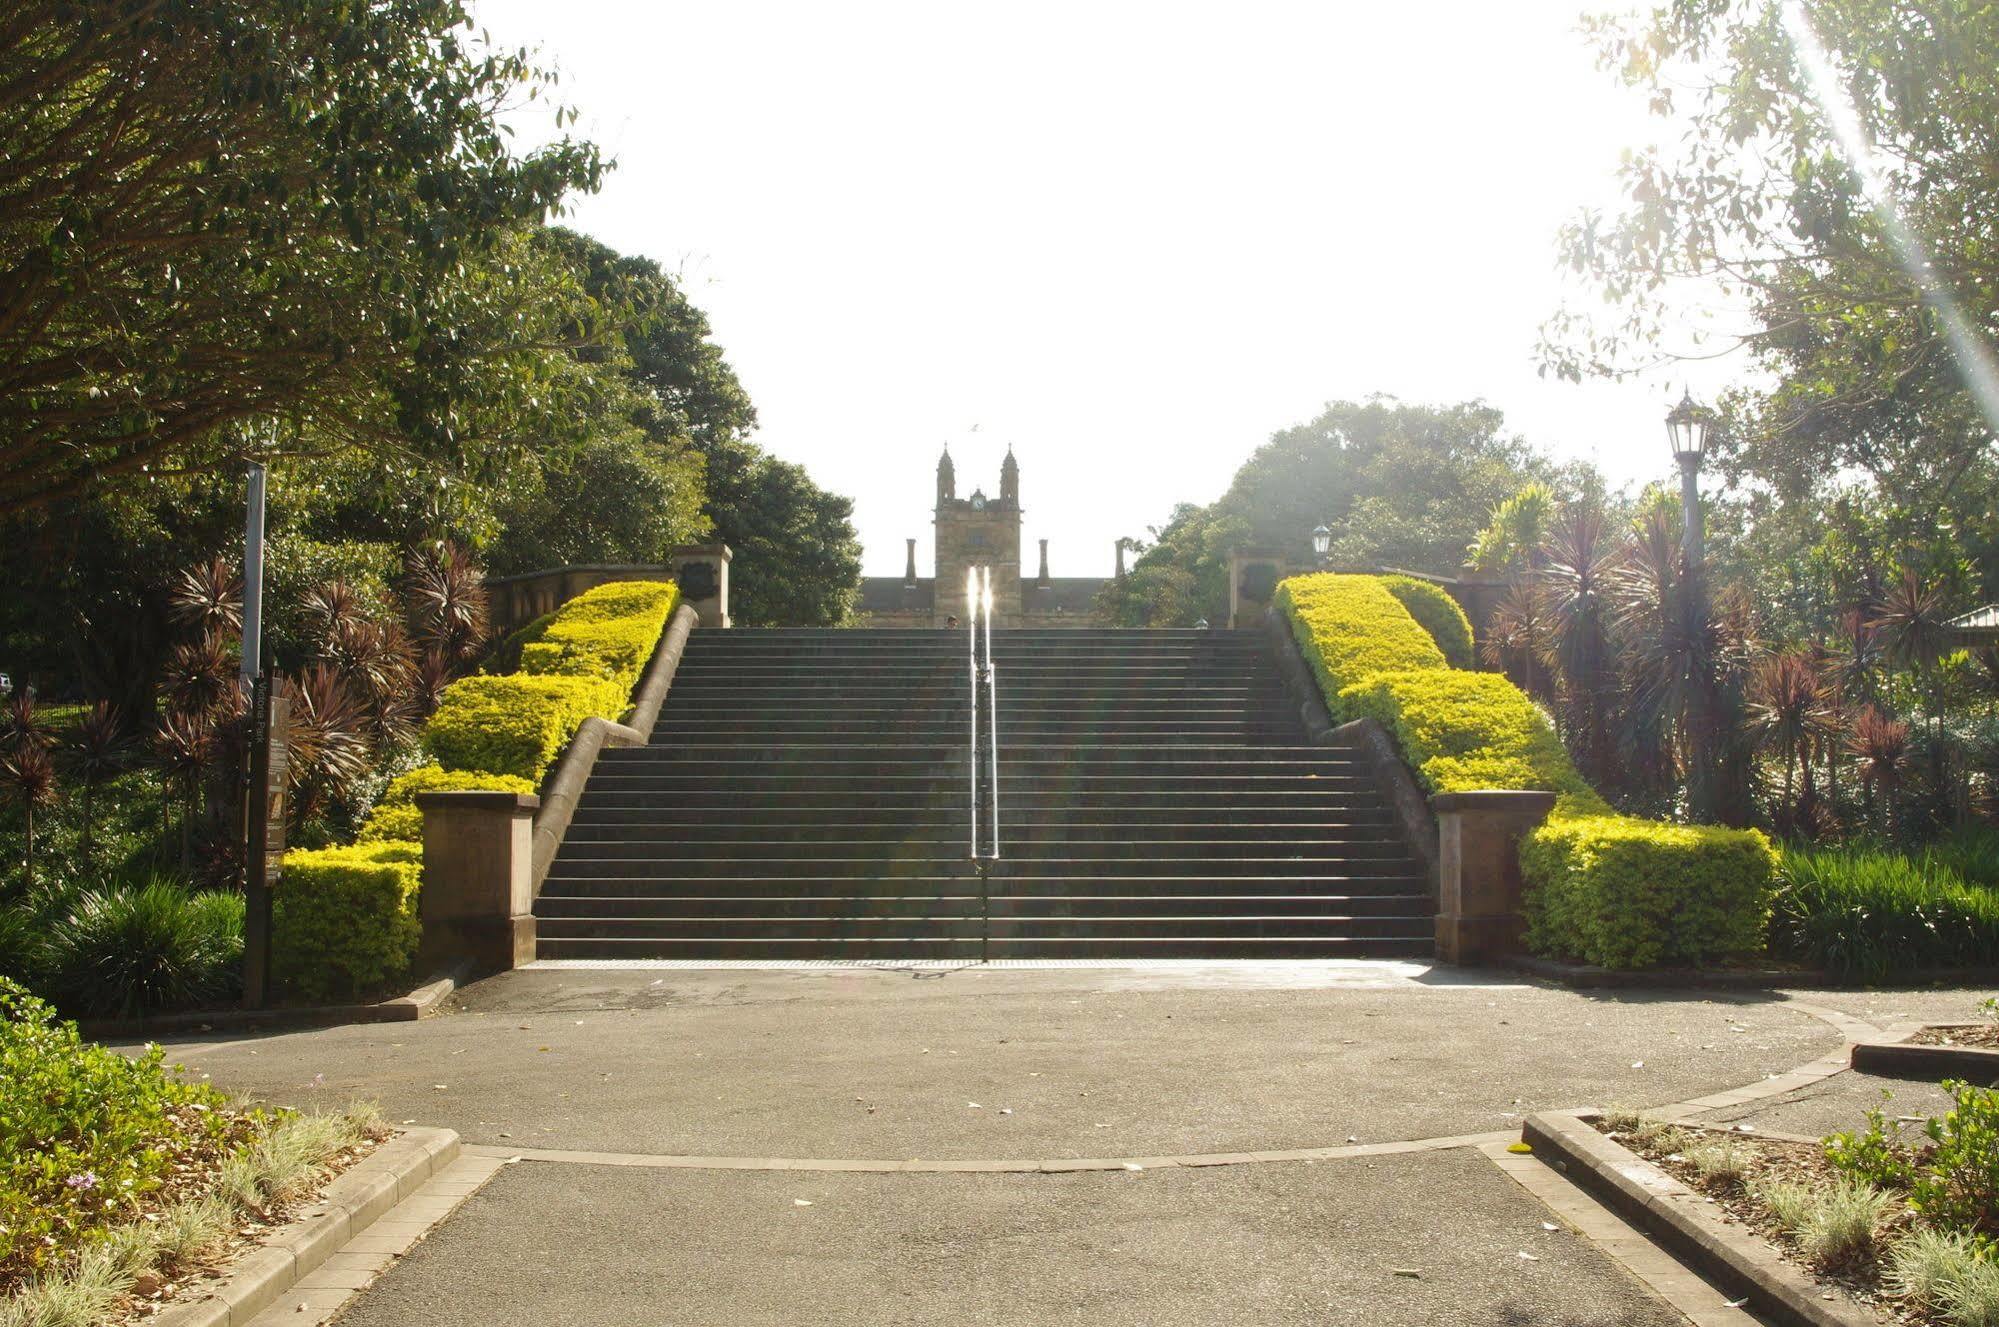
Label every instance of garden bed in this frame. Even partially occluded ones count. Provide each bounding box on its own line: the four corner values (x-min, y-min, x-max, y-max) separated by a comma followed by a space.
1583, 1091, 1999, 1327
1, 979, 386, 1327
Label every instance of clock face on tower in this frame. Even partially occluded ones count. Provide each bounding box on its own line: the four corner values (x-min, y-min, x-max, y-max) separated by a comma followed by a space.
971, 493, 986, 510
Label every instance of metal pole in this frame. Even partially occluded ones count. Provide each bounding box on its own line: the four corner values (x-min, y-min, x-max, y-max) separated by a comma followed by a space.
1678, 455, 1703, 569
967, 566, 979, 862
241, 463, 266, 686
983, 566, 998, 861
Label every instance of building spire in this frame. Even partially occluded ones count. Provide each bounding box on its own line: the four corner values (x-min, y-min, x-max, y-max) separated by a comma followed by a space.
1000, 444, 1019, 504
936, 442, 955, 507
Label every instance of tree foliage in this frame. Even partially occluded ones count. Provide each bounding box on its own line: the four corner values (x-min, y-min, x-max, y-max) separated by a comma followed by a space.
1104, 398, 1561, 626
0, 0, 603, 515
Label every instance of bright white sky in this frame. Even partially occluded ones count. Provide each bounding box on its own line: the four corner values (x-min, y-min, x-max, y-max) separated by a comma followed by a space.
473, 0, 1742, 576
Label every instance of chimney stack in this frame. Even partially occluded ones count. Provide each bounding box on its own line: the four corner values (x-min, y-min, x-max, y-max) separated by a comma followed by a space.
1114, 538, 1127, 579
903, 538, 917, 586
1037, 539, 1050, 587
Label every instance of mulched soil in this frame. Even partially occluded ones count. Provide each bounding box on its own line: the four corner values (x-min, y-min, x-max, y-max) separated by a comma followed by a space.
1910, 1024, 1999, 1050
1593, 1117, 1924, 1324
114, 1123, 387, 1322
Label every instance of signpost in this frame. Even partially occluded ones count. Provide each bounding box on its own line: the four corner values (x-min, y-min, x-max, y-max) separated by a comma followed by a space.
242, 677, 287, 1008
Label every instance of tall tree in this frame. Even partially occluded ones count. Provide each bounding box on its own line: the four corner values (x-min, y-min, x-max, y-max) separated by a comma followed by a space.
0, 0, 603, 515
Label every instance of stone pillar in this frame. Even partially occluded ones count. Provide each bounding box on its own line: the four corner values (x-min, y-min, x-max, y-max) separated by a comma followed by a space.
1037, 539, 1050, 587
418, 791, 539, 974
668, 543, 732, 628
904, 539, 918, 586
1114, 539, 1128, 579
1226, 550, 1287, 628
1431, 790, 1558, 964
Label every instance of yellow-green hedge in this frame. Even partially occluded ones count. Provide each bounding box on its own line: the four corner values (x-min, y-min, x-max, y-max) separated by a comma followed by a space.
423, 674, 628, 783
274, 842, 422, 1001
516, 581, 680, 694
1377, 575, 1475, 669
357, 764, 539, 843
1338, 669, 1611, 817
1278, 570, 1776, 969
1521, 817, 1777, 968
1275, 574, 1446, 717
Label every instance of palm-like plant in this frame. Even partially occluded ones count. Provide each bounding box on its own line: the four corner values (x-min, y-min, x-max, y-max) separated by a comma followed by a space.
1481, 582, 1555, 701
1869, 570, 1951, 675
280, 665, 373, 822
3, 689, 51, 757
317, 613, 418, 752
1535, 505, 1622, 788
70, 701, 129, 866
1847, 706, 1910, 837
167, 557, 244, 640
150, 710, 213, 868
1747, 651, 1839, 835
0, 743, 58, 889
404, 542, 489, 673
160, 631, 236, 721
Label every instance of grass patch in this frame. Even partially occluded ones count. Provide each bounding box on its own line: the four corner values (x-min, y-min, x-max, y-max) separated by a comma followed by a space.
1770, 846, 1999, 982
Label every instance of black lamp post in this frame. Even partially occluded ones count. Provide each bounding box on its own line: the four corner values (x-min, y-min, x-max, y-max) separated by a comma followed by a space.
1665, 389, 1711, 565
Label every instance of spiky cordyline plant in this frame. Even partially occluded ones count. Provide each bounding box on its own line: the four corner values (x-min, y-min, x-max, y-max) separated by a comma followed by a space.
1869, 569, 1951, 676
151, 709, 214, 869
1535, 505, 1622, 789
167, 556, 244, 639
3, 688, 51, 756
318, 614, 418, 752
1747, 651, 1840, 836
280, 665, 373, 823
161, 630, 236, 722
1847, 706, 1910, 836
1481, 582, 1555, 701
413, 647, 454, 719
70, 701, 129, 866
404, 542, 489, 672
1, 743, 58, 890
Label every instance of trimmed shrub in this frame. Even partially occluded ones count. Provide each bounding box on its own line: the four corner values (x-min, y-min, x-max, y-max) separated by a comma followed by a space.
356, 764, 537, 844
1770, 848, 1999, 982
517, 580, 680, 693
41, 881, 243, 1018
1378, 574, 1475, 669
423, 673, 627, 782
1275, 573, 1447, 715
1337, 668, 1610, 816
273, 842, 422, 1001
0, 977, 233, 1282
1521, 815, 1778, 968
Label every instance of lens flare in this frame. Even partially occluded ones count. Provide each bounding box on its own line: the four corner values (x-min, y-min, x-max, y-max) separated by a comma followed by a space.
1779, 0, 1999, 435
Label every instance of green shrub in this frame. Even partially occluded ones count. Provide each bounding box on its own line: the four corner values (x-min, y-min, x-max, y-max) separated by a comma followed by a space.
1377, 575, 1475, 669
273, 842, 422, 1001
40, 881, 243, 1018
1337, 668, 1610, 816
1770, 848, 1999, 981
1275, 573, 1447, 715
1926, 823, 1999, 890
517, 580, 680, 693
355, 764, 537, 844
1755, 1174, 1894, 1268
423, 673, 627, 782
0, 978, 233, 1282
1828, 1081, 1999, 1238
0, 905, 45, 987
1520, 815, 1778, 969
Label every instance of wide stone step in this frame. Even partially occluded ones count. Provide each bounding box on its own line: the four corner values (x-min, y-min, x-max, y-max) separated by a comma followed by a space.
571, 789, 1393, 813
565, 806, 1392, 828
534, 935, 1437, 960
561, 819, 1398, 843
535, 892, 1430, 919
534, 913, 1432, 941
541, 854, 1424, 880
550, 834, 1408, 857
535, 873, 1429, 898
614, 744, 1359, 767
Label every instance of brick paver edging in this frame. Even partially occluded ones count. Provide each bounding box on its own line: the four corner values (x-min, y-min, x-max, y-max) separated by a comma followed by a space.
150, 1127, 460, 1327
1520, 1111, 1877, 1327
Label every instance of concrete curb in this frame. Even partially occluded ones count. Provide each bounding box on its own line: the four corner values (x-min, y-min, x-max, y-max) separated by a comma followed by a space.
1852, 1029, 1999, 1083
1506, 955, 1825, 990
151, 1127, 461, 1327
81, 969, 464, 1041
1520, 1111, 1876, 1327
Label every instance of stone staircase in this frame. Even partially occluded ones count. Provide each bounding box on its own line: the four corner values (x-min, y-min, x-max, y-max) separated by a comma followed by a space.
534, 629, 1434, 959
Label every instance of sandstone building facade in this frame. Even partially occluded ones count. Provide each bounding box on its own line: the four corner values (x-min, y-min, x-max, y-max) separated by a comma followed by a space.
859, 447, 1113, 628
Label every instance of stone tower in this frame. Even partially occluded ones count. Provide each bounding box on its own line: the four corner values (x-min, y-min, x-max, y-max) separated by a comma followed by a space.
934, 448, 1022, 625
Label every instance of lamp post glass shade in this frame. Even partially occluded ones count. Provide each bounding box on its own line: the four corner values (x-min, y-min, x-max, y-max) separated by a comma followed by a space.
1665, 390, 1709, 467
1311, 524, 1332, 558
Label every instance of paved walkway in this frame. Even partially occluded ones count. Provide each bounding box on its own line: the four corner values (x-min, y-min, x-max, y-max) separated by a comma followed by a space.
133, 965, 1992, 1325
